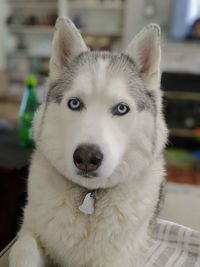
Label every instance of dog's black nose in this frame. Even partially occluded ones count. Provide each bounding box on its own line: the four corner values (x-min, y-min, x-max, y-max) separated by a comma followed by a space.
73, 144, 103, 173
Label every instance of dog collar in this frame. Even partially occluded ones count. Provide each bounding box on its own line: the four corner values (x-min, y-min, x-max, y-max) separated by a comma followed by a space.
79, 190, 97, 215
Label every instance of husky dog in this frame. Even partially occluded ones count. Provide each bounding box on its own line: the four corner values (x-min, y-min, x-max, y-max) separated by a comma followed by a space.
9, 17, 167, 267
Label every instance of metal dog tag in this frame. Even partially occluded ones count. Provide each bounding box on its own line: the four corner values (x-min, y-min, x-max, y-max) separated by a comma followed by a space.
79, 192, 95, 215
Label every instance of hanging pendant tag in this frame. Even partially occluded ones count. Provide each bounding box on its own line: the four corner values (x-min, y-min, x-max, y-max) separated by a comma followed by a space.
79, 192, 95, 215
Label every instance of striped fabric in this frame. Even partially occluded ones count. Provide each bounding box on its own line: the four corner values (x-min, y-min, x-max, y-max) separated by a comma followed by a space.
1, 220, 200, 267
145, 219, 200, 267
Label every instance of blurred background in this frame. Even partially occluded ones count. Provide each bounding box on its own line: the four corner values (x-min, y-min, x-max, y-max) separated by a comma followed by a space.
0, 0, 200, 253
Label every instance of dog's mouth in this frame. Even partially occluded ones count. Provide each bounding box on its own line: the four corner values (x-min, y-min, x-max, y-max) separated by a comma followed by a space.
77, 171, 98, 178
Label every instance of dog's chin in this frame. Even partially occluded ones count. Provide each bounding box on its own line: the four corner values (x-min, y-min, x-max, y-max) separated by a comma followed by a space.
77, 171, 99, 179
66, 171, 118, 190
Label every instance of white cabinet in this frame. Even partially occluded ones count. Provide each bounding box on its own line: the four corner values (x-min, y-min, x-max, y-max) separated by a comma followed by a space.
6, 0, 126, 86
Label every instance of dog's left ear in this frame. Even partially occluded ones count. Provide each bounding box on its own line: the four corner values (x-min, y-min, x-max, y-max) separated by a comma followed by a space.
126, 24, 161, 91
49, 16, 88, 79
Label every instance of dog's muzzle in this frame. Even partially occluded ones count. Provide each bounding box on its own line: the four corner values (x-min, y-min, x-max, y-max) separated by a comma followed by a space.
73, 144, 103, 176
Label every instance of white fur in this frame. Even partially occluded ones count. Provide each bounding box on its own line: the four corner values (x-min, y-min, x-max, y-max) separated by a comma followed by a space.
9, 17, 167, 267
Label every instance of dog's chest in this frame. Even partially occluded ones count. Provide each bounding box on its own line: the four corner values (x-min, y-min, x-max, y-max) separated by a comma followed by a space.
32, 187, 136, 266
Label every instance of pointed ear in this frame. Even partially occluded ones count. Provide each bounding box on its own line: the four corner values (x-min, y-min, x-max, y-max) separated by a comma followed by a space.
49, 16, 88, 79
125, 24, 161, 91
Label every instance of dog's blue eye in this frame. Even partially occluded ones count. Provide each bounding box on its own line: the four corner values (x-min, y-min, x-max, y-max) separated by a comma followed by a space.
113, 103, 130, 116
68, 98, 83, 111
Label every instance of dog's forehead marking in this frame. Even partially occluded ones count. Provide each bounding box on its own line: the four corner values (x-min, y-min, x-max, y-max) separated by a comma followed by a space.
75, 57, 128, 97
72, 58, 111, 95
95, 58, 110, 93
63, 56, 129, 101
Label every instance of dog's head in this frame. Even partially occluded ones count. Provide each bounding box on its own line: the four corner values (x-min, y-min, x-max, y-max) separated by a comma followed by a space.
33, 17, 167, 189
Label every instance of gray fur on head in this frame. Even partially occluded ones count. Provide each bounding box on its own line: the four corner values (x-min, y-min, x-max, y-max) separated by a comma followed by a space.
47, 51, 156, 114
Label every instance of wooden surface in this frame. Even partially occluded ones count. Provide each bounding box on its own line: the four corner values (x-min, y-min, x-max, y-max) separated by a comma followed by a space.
0, 95, 20, 126
167, 166, 200, 185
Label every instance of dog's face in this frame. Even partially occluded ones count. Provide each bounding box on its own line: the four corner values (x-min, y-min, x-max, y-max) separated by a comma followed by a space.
33, 17, 167, 189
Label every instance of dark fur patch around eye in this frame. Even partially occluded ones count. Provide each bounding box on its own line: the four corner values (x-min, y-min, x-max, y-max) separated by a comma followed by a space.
137, 91, 157, 114
46, 81, 64, 104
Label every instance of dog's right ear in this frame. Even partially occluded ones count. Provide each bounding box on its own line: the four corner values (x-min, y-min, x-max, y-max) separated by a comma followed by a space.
49, 16, 88, 79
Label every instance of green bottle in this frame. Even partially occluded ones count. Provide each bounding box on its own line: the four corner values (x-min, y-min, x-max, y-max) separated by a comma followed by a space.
19, 75, 38, 148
